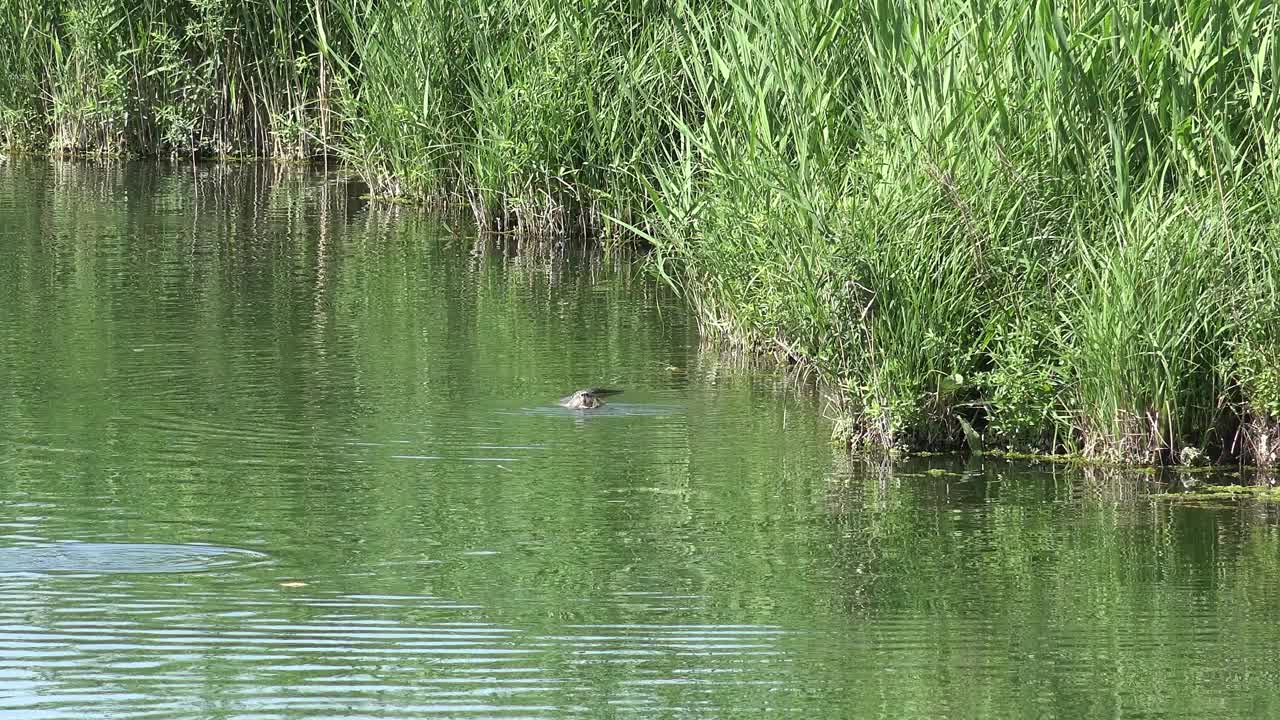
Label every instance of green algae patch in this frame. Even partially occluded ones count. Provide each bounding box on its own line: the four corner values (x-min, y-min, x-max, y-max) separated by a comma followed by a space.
984, 449, 1163, 474
1150, 484, 1280, 504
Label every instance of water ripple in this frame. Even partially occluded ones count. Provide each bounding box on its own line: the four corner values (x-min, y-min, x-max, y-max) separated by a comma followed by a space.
0, 542, 268, 575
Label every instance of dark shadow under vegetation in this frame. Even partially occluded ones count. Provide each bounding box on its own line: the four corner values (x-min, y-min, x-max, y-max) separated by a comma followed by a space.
3, 0, 1279, 466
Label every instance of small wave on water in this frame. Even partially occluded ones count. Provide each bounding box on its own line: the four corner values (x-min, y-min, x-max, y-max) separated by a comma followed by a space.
0, 541, 269, 576
501, 403, 683, 418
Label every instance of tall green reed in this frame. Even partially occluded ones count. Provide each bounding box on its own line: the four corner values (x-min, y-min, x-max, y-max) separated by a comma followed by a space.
1063, 199, 1231, 463
322, 0, 699, 235
0, 0, 339, 156
0, 0, 57, 146
644, 0, 1280, 462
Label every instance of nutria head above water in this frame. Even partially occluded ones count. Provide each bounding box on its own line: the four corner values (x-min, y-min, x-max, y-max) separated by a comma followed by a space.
559, 388, 623, 409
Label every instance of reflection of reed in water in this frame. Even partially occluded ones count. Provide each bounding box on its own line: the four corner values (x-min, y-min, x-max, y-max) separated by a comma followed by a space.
1078, 465, 1160, 506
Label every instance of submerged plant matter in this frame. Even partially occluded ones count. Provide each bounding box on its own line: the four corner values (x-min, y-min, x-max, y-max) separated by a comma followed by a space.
2, 0, 1278, 464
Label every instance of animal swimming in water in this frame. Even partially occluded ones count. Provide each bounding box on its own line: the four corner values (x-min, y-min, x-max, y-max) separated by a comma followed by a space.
559, 388, 622, 409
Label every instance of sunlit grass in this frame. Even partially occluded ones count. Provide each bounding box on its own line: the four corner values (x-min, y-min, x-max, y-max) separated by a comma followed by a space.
642, 0, 1280, 463
0, 0, 337, 155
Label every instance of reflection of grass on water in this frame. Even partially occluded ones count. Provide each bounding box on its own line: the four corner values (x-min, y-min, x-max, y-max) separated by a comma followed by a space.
4, 0, 1280, 466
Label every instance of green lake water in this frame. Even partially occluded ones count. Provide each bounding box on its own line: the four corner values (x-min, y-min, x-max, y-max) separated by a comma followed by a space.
1, 160, 1279, 719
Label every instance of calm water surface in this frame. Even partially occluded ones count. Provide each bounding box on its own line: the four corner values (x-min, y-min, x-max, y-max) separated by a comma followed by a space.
1, 161, 1279, 719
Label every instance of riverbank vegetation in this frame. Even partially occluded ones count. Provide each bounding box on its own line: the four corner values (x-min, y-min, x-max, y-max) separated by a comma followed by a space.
2, 0, 1278, 465
0, 0, 336, 155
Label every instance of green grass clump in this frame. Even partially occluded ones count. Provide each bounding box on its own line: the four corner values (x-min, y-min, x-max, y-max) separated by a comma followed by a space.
0, 0, 340, 156
322, 0, 697, 235
642, 0, 1280, 464
1227, 189, 1280, 464
1062, 198, 1232, 464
